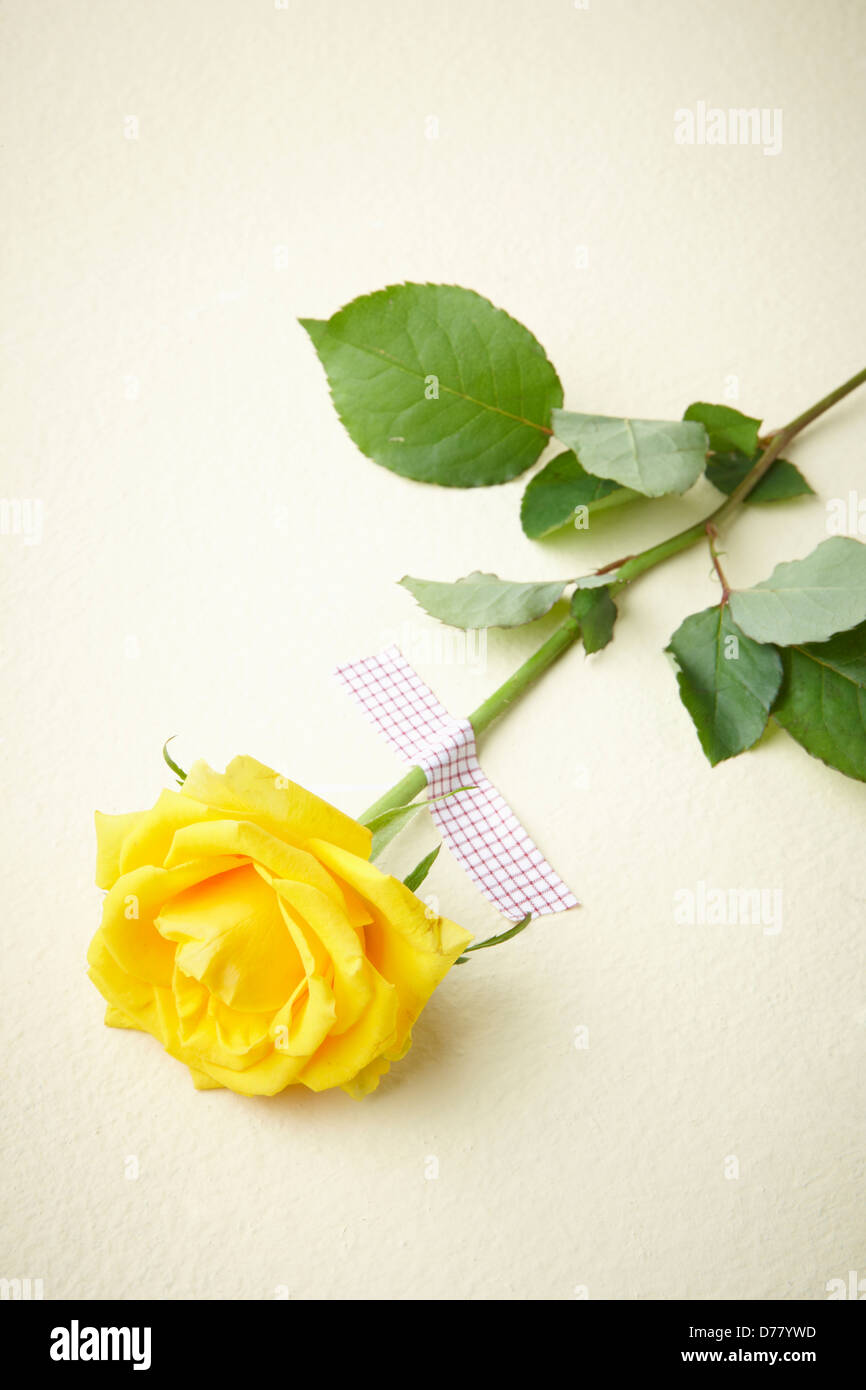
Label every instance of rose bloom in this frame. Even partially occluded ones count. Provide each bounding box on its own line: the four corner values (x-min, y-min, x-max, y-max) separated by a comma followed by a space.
88, 756, 471, 1098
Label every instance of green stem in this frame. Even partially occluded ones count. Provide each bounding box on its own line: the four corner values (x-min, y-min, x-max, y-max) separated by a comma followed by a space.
705, 523, 731, 604
359, 616, 581, 821
613, 365, 866, 588
468, 615, 581, 737
360, 366, 866, 825
454, 913, 532, 962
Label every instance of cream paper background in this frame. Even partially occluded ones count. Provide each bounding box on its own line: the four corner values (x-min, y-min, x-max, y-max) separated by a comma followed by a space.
2, 0, 864, 1301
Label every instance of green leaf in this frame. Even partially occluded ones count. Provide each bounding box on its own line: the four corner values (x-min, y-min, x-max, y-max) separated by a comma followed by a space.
364, 789, 470, 858
162, 737, 187, 785
667, 606, 783, 765
773, 621, 866, 781
572, 572, 619, 590
520, 450, 636, 539
455, 914, 531, 963
400, 570, 567, 629
706, 449, 814, 504
550, 410, 708, 497
570, 584, 617, 653
403, 845, 441, 893
728, 537, 866, 646
683, 402, 762, 455
301, 284, 562, 487
365, 801, 428, 857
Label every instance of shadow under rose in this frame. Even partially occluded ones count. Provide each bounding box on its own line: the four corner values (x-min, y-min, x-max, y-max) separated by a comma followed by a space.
230, 963, 514, 1114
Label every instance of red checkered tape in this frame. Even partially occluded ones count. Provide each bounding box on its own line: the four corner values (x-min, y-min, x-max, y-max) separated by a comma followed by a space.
334, 645, 578, 920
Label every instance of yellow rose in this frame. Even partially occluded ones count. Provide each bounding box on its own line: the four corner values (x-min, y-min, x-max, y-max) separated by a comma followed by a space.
88, 756, 471, 1098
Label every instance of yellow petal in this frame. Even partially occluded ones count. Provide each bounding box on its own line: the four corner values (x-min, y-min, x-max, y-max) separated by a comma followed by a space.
152, 983, 185, 1055
158, 862, 302, 1012
95, 810, 145, 890
181, 756, 372, 859
171, 963, 210, 1045
91, 927, 246, 1085
274, 895, 323, 980
118, 789, 221, 875
104, 1004, 141, 1031
341, 1054, 392, 1100
88, 932, 163, 1041
98, 856, 246, 987
297, 965, 398, 1093
193, 1044, 309, 1096
308, 839, 472, 1050
169, 966, 271, 1073
209, 997, 273, 1060
163, 818, 347, 909
334, 877, 375, 931
270, 973, 336, 1057
274, 879, 370, 1034
189, 1067, 223, 1091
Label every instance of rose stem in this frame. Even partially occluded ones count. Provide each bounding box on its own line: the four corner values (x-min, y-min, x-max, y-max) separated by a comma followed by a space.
359, 365, 866, 825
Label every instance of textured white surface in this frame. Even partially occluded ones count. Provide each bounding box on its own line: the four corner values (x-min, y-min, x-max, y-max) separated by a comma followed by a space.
2, 0, 864, 1301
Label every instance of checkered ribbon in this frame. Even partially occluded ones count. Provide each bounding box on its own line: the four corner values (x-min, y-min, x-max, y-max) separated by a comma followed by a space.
335, 646, 578, 920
